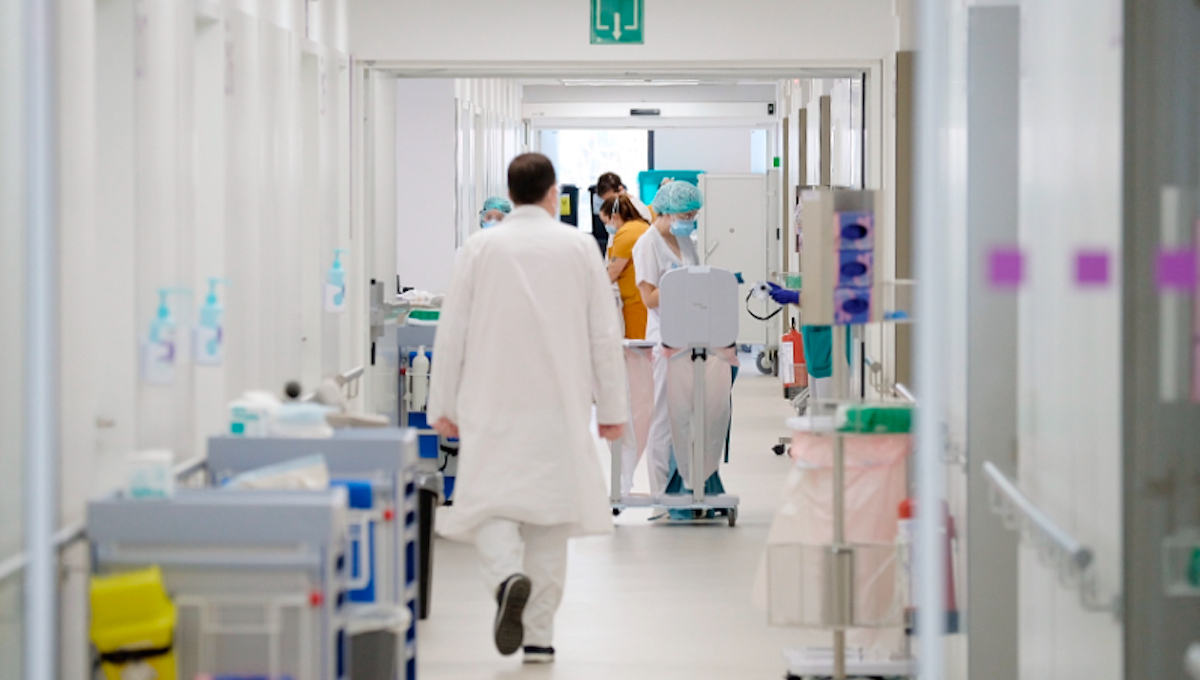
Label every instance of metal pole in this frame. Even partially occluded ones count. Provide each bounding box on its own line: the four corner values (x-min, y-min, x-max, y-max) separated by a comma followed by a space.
692, 349, 706, 504
831, 324, 848, 680
23, 0, 59, 676
833, 433, 847, 680
914, 0, 951, 677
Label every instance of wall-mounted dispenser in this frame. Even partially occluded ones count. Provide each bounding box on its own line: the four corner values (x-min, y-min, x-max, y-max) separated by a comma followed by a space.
194, 277, 231, 366
325, 248, 349, 313
142, 287, 190, 385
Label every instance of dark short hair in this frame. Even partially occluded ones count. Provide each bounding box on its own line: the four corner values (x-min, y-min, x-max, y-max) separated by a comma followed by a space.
508, 153, 557, 205
596, 172, 624, 196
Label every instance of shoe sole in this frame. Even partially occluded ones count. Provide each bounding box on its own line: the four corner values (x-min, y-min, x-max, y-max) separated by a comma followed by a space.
494, 576, 531, 656
523, 655, 554, 664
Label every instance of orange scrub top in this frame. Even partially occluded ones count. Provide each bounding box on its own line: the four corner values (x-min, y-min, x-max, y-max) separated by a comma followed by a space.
610, 219, 651, 339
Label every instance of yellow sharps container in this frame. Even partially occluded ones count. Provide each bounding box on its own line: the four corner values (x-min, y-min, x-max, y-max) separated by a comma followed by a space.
90, 566, 178, 680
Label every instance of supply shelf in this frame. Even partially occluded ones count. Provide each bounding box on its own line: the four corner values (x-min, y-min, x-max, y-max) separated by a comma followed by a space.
206, 428, 422, 678
88, 488, 349, 680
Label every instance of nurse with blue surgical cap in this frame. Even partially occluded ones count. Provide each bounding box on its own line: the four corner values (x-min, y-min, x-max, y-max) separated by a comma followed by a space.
479, 196, 513, 229
631, 181, 705, 497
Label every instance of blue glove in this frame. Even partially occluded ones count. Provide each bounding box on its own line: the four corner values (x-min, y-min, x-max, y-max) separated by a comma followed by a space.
767, 281, 799, 306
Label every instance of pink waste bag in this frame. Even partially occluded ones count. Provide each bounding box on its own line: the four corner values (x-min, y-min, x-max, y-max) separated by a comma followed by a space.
664, 347, 738, 488
753, 427, 911, 653
616, 344, 656, 495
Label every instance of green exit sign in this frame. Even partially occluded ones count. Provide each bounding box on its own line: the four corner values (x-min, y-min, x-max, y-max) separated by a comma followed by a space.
590, 0, 644, 45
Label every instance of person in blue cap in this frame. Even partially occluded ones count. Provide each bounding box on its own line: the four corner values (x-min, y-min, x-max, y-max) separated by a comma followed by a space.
479, 196, 513, 229
632, 181, 705, 497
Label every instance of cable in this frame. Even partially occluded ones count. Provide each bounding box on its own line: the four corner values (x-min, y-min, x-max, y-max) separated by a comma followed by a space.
745, 289, 783, 322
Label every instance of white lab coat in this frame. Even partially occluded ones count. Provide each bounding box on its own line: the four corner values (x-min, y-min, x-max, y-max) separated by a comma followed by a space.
428, 205, 628, 542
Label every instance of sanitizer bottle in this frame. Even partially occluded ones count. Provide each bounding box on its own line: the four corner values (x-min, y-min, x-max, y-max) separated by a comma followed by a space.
142, 287, 189, 385
195, 277, 230, 366
324, 248, 349, 313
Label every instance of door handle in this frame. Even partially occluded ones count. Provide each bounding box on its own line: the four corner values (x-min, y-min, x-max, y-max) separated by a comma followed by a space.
706, 240, 720, 259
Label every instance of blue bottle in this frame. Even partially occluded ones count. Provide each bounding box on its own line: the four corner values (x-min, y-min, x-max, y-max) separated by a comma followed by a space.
195, 278, 230, 366
324, 248, 349, 312
142, 287, 189, 385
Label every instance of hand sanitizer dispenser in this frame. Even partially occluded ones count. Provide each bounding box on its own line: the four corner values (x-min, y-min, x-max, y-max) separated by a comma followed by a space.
142, 287, 189, 385
325, 248, 349, 313
195, 277, 230, 366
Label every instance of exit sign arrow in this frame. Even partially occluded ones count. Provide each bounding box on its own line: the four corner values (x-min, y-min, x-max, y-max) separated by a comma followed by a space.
590, 0, 644, 45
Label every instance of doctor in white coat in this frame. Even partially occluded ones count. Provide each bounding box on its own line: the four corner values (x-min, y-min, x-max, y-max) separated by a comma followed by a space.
428, 153, 628, 664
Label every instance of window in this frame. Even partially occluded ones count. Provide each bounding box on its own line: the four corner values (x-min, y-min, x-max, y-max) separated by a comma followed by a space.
545, 129, 650, 196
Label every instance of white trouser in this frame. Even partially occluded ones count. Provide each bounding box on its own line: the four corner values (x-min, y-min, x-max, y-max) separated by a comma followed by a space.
620, 442, 638, 496
475, 519, 572, 648
644, 346, 673, 497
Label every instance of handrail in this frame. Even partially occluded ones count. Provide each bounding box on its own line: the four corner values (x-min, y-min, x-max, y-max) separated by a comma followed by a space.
895, 382, 917, 404
983, 461, 1120, 618
1, 457, 211, 585
337, 365, 365, 385
302, 365, 367, 402
0, 521, 86, 586
174, 455, 208, 479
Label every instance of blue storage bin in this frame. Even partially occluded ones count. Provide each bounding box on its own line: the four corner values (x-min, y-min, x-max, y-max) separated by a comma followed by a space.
637, 170, 705, 205
331, 479, 378, 604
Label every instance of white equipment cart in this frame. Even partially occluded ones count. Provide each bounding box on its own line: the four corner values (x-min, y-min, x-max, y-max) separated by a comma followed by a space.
658, 265, 741, 524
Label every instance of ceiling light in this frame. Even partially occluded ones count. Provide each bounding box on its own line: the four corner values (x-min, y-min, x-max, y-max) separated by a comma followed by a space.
560, 79, 702, 87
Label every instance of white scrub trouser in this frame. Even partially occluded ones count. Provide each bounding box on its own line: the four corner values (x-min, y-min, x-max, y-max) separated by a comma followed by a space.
475, 519, 572, 648
644, 346, 673, 497
620, 442, 638, 496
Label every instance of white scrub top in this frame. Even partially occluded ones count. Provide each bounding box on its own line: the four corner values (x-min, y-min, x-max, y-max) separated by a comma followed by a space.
632, 226, 699, 344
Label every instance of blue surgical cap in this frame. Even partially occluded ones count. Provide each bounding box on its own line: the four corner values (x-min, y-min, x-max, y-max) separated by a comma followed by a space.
480, 196, 513, 217
651, 181, 703, 215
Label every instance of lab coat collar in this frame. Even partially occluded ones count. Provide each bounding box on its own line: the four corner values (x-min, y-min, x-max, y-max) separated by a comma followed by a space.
507, 204, 556, 222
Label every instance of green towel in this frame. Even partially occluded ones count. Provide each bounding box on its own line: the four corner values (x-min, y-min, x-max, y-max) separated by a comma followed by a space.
837, 404, 913, 434
409, 309, 440, 322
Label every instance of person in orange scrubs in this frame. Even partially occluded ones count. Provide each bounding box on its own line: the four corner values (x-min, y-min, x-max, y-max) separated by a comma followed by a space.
600, 195, 651, 340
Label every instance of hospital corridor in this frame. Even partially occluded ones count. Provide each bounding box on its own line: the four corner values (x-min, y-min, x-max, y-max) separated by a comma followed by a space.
418, 367, 805, 680
3, 1, 1200, 680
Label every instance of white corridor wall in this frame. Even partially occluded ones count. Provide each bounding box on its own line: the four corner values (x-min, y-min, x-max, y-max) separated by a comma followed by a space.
48, 0, 362, 671
653, 128, 765, 175
394, 78, 523, 294
1013, 0, 1124, 677
0, 0, 26, 673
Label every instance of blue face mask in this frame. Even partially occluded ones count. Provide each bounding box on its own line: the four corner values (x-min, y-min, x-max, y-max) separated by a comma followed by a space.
481, 220, 500, 230
669, 219, 697, 237
605, 223, 616, 235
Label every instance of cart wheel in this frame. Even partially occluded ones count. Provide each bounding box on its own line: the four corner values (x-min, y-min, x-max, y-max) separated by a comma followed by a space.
612, 508, 622, 516
772, 443, 787, 456
727, 508, 738, 527
756, 351, 773, 374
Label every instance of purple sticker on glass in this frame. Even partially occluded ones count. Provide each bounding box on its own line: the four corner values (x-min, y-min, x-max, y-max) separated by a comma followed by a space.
1075, 250, 1110, 287
1157, 249, 1198, 292
988, 247, 1024, 289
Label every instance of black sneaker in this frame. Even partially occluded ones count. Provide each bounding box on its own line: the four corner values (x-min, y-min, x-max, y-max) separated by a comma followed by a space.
523, 646, 555, 664
493, 574, 531, 656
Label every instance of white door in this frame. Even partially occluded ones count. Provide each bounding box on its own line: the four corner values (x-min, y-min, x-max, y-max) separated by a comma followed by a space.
697, 174, 770, 347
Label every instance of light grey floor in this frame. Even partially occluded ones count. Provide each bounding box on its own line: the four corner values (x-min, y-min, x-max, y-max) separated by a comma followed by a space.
417, 361, 829, 680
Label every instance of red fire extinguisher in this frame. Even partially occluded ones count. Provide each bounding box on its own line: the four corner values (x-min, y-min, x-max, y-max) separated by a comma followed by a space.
898, 498, 960, 633
780, 324, 808, 388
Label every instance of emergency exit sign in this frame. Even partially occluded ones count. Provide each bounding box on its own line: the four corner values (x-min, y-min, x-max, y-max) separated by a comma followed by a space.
590, 0, 644, 45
